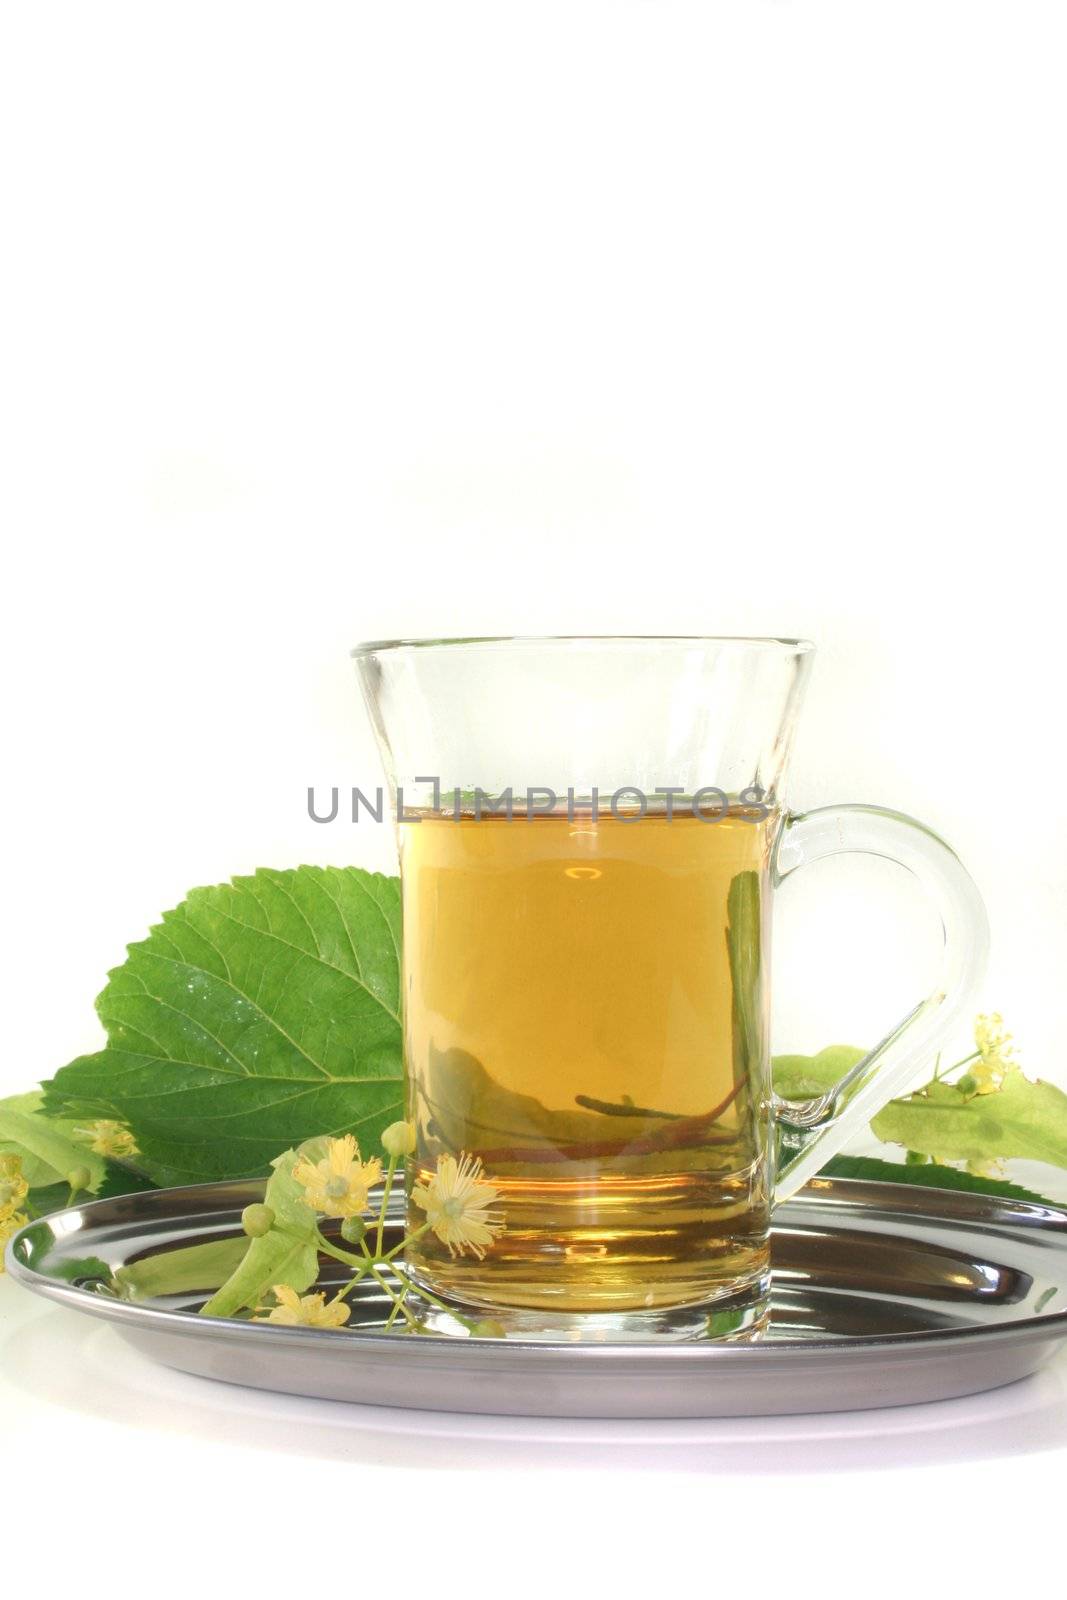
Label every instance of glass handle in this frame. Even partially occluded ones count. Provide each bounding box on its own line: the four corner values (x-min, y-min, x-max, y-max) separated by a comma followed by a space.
770, 804, 989, 1202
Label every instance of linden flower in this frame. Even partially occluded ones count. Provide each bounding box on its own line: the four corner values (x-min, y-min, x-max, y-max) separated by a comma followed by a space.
75, 1119, 140, 1159
0, 1153, 28, 1220
254, 1284, 351, 1329
972, 1012, 1018, 1095
411, 1152, 505, 1259
0, 1209, 28, 1269
292, 1134, 382, 1219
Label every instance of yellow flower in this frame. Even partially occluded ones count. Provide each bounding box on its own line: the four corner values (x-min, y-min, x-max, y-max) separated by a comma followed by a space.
0, 1153, 28, 1221
0, 1209, 28, 1270
292, 1134, 382, 1219
972, 1012, 1018, 1094
254, 1284, 351, 1328
411, 1152, 505, 1259
75, 1120, 140, 1159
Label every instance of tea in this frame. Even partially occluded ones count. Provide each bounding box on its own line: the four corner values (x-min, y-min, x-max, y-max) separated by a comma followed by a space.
399, 802, 777, 1328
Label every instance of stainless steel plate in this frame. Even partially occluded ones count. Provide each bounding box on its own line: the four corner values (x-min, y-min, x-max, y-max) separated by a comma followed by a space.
8, 1177, 1067, 1418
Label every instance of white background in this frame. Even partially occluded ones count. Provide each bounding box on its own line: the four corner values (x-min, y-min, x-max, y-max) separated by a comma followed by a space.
2, 4, 1066, 1594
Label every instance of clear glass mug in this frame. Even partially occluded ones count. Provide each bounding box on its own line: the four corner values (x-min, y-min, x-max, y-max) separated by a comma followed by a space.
354, 636, 988, 1340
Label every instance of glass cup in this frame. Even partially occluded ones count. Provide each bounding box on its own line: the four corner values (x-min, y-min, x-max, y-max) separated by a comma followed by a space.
353, 636, 988, 1340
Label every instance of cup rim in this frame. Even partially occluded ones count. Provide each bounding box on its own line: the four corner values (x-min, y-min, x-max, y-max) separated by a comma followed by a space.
350, 634, 815, 658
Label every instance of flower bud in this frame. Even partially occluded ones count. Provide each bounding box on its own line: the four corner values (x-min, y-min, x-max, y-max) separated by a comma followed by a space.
957, 1073, 978, 1097
340, 1216, 367, 1244
470, 1318, 507, 1339
241, 1203, 276, 1238
381, 1120, 416, 1159
66, 1167, 93, 1194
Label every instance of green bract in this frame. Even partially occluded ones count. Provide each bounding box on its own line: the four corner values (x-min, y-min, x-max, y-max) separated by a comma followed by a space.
771, 1046, 867, 1103
0, 1091, 108, 1194
199, 1145, 324, 1318
116, 1236, 251, 1299
871, 1068, 1067, 1168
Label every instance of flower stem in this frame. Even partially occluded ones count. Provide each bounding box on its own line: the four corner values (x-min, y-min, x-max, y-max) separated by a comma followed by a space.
933, 1048, 980, 1082
383, 1281, 411, 1330
392, 1271, 480, 1331
379, 1220, 430, 1263
376, 1153, 398, 1257
316, 1233, 373, 1273
891, 1048, 986, 1104
364, 1261, 420, 1328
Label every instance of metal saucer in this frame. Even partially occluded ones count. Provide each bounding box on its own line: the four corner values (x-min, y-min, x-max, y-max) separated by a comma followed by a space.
8, 1176, 1067, 1418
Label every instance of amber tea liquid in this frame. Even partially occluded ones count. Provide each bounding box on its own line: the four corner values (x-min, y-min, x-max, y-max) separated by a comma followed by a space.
400, 802, 776, 1335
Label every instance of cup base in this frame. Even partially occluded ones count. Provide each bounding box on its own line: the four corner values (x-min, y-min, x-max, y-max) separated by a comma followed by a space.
404, 1271, 771, 1344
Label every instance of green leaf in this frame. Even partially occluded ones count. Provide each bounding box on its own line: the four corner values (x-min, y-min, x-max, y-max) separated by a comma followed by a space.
94, 1161, 159, 1200
42, 867, 403, 1186
772, 1046, 867, 1102
199, 1147, 322, 1318
870, 1067, 1067, 1170
25, 1182, 73, 1215
817, 1153, 1058, 1206
50, 1256, 117, 1286
0, 1095, 107, 1192
116, 1236, 251, 1300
